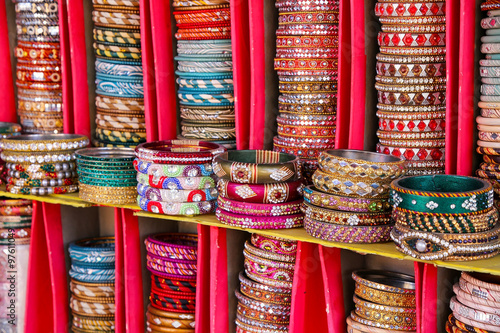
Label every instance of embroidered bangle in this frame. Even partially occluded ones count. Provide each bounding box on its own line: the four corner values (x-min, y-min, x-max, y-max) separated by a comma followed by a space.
244, 241, 295, 264
145, 233, 197, 261
138, 196, 216, 216
302, 202, 391, 226
216, 178, 303, 204
305, 217, 393, 243
376, 144, 445, 161
217, 196, 301, 217
251, 234, 297, 254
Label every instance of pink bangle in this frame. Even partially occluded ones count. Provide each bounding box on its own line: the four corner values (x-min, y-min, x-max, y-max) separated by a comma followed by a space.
244, 241, 296, 263
250, 234, 298, 256
459, 272, 500, 302
216, 178, 304, 204
147, 267, 197, 282
450, 313, 500, 333
146, 253, 197, 270
217, 196, 302, 216
145, 233, 198, 260
375, 2, 446, 17
378, 32, 446, 47
235, 291, 291, 313
304, 216, 393, 243
244, 257, 295, 286
243, 248, 295, 271
135, 140, 225, 164
450, 297, 500, 329
216, 208, 304, 229
146, 260, 196, 276
454, 284, 500, 316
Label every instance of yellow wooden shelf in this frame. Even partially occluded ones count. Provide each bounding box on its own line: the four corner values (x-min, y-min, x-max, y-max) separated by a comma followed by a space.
2, 187, 500, 276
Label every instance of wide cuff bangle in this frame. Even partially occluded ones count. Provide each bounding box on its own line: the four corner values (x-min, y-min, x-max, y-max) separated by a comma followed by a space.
137, 196, 217, 216
137, 183, 218, 203
217, 178, 303, 204
302, 202, 392, 226
1, 133, 89, 152
312, 169, 390, 198
137, 173, 216, 190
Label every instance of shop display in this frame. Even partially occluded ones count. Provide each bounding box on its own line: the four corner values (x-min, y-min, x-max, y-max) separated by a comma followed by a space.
390, 175, 500, 261
304, 149, 405, 243
145, 233, 196, 332
0, 198, 31, 333
447, 271, 500, 332
1, 134, 89, 195
68, 237, 115, 332
75, 147, 136, 205
235, 234, 296, 332
91, 0, 146, 148
272, 0, 339, 180
172, 0, 236, 149
374, 0, 447, 176
347, 270, 416, 333
13, 0, 63, 133
134, 140, 225, 215
214, 150, 304, 229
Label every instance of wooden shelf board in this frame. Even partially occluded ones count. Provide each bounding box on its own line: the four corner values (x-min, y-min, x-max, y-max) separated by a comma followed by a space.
0, 187, 92, 208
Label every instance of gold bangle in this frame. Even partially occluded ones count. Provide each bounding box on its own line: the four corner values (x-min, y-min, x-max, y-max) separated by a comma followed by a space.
302, 202, 391, 226
146, 321, 194, 333
146, 312, 195, 330
354, 301, 417, 329
354, 284, 416, 308
379, 46, 446, 56
312, 169, 390, 198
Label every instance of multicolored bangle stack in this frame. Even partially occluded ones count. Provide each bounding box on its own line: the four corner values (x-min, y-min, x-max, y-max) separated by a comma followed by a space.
75, 147, 137, 205
134, 140, 225, 215
0, 123, 23, 185
447, 271, 500, 333
1, 134, 89, 195
172, 0, 236, 149
13, 0, 63, 133
91, 0, 146, 148
272, 0, 340, 180
68, 237, 115, 333
236, 234, 297, 332
213, 150, 305, 229
0, 198, 32, 246
145, 233, 197, 332
374, 1, 447, 176
347, 270, 417, 333
390, 175, 500, 261
476, 1, 500, 203
305, 150, 405, 243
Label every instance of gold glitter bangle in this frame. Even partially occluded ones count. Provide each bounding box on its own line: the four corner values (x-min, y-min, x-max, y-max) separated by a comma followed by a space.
354, 301, 416, 330
302, 202, 391, 226
354, 284, 416, 308
78, 184, 137, 205
1, 133, 88, 152
312, 169, 390, 198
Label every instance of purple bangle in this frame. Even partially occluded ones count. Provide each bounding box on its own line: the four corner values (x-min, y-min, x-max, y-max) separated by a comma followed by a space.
216, 208, 304, 229
217, 196, 303, 216
146, 253, 197, 270
147, 266, 197, 281
147, 260, 196, 276
145, 233, 198, 260
304, 216, 393, 243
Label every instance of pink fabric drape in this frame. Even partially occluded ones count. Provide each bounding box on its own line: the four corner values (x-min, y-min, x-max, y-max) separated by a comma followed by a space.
0, 1, 16, 123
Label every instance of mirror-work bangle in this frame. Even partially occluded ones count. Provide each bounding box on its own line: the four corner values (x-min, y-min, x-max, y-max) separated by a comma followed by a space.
312, 169, 389, 198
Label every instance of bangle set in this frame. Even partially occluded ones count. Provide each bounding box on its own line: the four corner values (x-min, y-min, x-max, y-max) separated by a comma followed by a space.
0, 198, 32, 246
68, 236, 116, 333
145, 233, 198, 330
447, 272, 500, 333
14, 5, 63, 133
236, 234, 296, 332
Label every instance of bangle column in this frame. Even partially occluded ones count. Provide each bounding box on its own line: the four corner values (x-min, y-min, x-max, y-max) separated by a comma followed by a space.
195, 224, 211, 333
114, 208, 125, 333
57, 0, 73, 134
0, 1, 16, 123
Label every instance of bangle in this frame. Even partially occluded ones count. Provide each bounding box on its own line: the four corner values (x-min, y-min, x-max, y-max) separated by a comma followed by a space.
277, 124, 335, 138
354, 303, 416, 330
69, 237, 115, 263
378, 32, 445, 47
138, 196, 216, 216
274, 134, 336, 146
376, 75, 447, 85
479, 131, 500, 142
276, 36, 338, 49
353, 294, 416, 315
72, 315, 115, 331
181, 126, 236, 141
377, 111, 446, 121
376, 82, 446, 93
303, 185, 391, 212
239, 272, 291, 304
460, 272, 500, 302
0, 228, 31, 239
376, 144, 445, 161
135, 140, 225, 164
377, 103, 446, 113
216, 178, 303, 204
379, 138, 445, 148
146, 312, 195, 330
1, 133, 88, 152
390, 175, 493, 215
8, 175, 77, 188
71, 264, 115, 275
136, 173, 216, 190
312, 169, 389, 198
93, 32, 140, 45
235, 317, 288, 333
151, 275, 196, 294
278, 113, 336, 122
375, 2, 445, 17
217, 196, 302, 216
251, 234, 297, 254
95, 95, 144, 111
453, 282, 500, 311
378, 130, 445, 140
149, 297, 195, 314
145, 233, 197, 260
216, 208, 304, 229
69, 271, 115, 283
381, 24, 446, 33
392, 207, 498, 233
379, 15, 446, 25
6, 184, 78, 195
134, 159, 213, 177
346, 317, 410, 333
304, 216, 393, 243
0, 205, 32, 216
353, 272, 415, 300
243, 248, 295, 271
236, 290, 291, 313
147, 304, 195, 320
303, 202, 391, 226
279, 102, 336, 114
379, 46, 446, 56
147, 253, 196, 271
448, 314, 500, 333
275, 58, 339, 71
244, 241, 295, 263
147, 260, 196, 277
273, 144, 334, 160
213, 150, 301, 184
70, 279, 115, 298
78, 184, 137, 205
482, 16, 500, 29
7, 166, 76, 180
237, 302, 289, 325
377, 91, 446, 106
137, 183, 217, 203
0, 215, 32, 224
450, 297, 500, 328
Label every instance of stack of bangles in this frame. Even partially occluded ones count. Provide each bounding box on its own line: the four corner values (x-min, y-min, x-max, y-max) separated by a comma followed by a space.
1, 134, 89, 195
75, 147, 137, 205
390, 175, 500, 261
91, 0, 146, 148
374, 0, 447, 175
0, 198, 32, 246
305, 149, 406, 243
272, 0, 340, 180
134, 140, 225, 215
347, 270, 417, 333
14, 0, 63, 133
68, 237, 116, 333
236, 234, 297, 333
145, 233, 197, 332
213, 150, 305, 229
446, 271, 500, 333
173, 0, 236, 149
0, 122, 22, 184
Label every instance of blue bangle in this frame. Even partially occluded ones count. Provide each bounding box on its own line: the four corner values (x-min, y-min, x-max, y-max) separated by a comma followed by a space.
95, 59, 143, 77
69, 271, 115, 283
179, 101, 234, 107
176, 71, 233, 79
96, 72, 143, 82
95, 79, 144, 97
486, 54, 500, 60
178, 92, 234, 104
71, 261, 115, 269
178, 86, 233, 93
68, 237, 115, 263
486, 28, 500, 36
71, 265, 115, 275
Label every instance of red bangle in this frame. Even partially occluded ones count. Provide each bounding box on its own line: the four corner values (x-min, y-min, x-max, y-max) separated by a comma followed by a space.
378, 138, 445, 148
275, 0, 340, 10
376, 62, 446, 77
16, 80, 62, 91
276, 48, 338, 59
276, 116, 336, 127
151, 274, 196, 294
16, 69, 61, 83
239, 273, 291, 305
376, 143, 445, 161
277, 124, 336, 137
376, 110, 446, 120
273, 134, 336, 146
0, 227, 31, 239
175, 32, 231, 40
149, 298, 195, 313
217, 178, 303, 204
275, 58, 338, 70
135, 140, 225, 164
276, 36, 338, 48
377, 91, 446, 106
273, 142, 335, 159
381, 24, 446, 33
278, 11, 338, 24
276, 24, 339, 36
237, 302, 290, 324
378, 118, 445, 132
378, 32, 445, 47
251, 234, 297, 255
375, 2, 445, 17
216, 208, 304, 229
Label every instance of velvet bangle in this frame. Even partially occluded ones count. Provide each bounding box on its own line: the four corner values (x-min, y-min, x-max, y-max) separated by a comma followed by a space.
216, 178, 303, 204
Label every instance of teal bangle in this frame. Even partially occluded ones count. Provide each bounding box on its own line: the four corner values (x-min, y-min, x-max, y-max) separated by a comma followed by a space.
75, 147, 135, 162
76, 161, 134, 170
390, 175, 494, 215
78, 178, 137, 187
77, 168, 136, 177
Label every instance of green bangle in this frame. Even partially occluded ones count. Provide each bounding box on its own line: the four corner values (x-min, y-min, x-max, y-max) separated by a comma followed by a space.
390, 175, 494, 215
76, 161, 134, 170
77, 169, 136, 177
75, 147, 135, 162
213, 150, 301, 184
78, 178, 137, 187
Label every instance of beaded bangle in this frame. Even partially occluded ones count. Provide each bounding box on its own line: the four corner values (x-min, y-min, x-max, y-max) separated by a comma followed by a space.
217, 178, 303, 204
303, 203, 391, 226
243, 248, 295, 271
138, 196, 216, 216
0, 227, 31, 239
136, 173, 216, 190
6, 183, 78, 195
346, 317, 411, 333
239, 272, 291, 305
217, 196, 301, 216
216, 208, 303, 229
79, 184, 137, 205
1, 133, 88, 152
8, 176, 77, 188
145, 233, 197, 260
235, 317, 288, 333
305, 217, 393, 243
312, 169, 389, 198
137, 183, 217, 203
